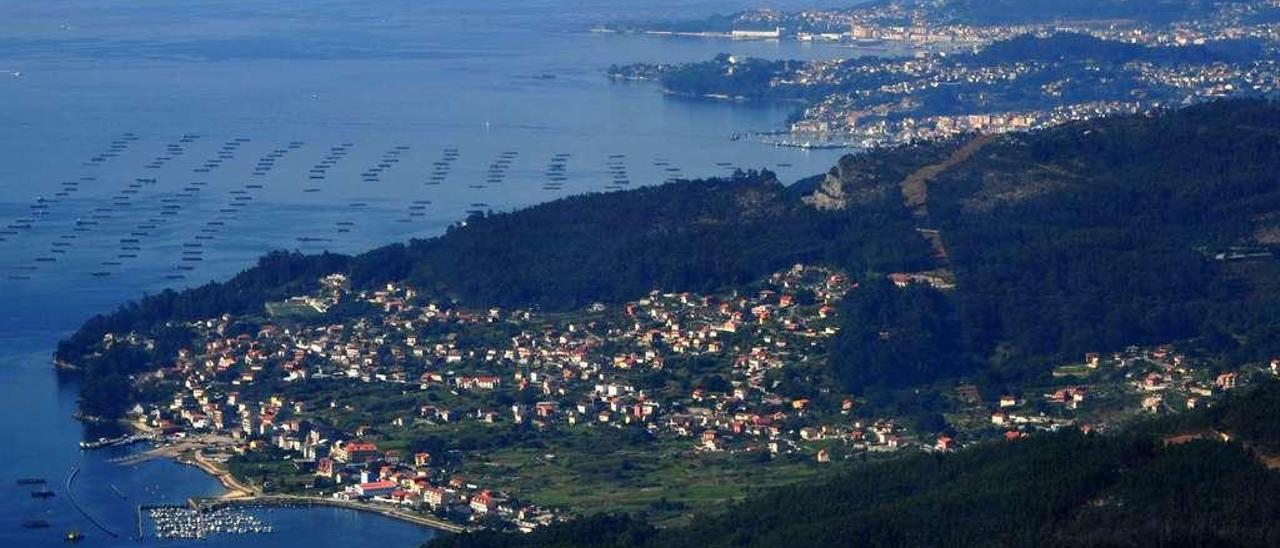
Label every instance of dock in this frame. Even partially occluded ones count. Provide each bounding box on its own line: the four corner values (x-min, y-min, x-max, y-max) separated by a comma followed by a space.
80, 433, 152, 450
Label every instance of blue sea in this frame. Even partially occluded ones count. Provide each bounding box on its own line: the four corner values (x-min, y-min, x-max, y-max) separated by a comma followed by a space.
0, 0, 877, 545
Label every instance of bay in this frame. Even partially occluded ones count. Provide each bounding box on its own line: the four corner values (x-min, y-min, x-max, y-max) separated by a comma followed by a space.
0, 0, 873, 545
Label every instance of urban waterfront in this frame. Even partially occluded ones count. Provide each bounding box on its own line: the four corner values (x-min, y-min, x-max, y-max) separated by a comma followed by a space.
0, 0, 870, 545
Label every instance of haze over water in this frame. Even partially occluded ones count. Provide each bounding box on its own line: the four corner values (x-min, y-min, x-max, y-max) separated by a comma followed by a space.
0, 0, 870, 545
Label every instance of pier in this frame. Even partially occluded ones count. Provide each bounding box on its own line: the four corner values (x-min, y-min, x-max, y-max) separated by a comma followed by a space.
79, 433, 152, 450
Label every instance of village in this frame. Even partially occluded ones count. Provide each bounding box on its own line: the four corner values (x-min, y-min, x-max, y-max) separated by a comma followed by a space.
97, 264, 1280, 531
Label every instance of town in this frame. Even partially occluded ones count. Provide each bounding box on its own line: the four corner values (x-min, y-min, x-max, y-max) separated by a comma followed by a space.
605, 2, 1280, 148
93, 264, 1280, 532
600, 2, 1280, 50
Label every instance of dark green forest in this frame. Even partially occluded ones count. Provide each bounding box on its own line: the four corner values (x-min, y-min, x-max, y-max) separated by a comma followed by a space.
429, 380, 1280, 548
916, 99, 1280, 386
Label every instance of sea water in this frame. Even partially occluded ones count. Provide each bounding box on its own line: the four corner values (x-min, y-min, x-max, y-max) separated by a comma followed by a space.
0, 0, 876, 545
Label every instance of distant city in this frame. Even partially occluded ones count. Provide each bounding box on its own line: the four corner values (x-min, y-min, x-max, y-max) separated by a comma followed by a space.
604, 1, 1280, 147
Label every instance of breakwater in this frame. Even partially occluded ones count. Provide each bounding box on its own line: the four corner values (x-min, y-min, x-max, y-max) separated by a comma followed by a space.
65, 467, 120, 538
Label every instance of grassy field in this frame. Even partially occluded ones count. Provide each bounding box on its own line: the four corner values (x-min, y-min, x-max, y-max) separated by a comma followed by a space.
460, 438, 826, 521
1052, 364, 1095, 378
265, 300, 322, 320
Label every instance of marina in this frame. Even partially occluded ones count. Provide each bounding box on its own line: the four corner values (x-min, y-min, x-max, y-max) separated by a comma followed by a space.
145, 506, 272, 540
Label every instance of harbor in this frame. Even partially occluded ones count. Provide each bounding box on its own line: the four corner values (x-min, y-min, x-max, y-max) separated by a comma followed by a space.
144, 506, 272, 540
192, 496, 469, 534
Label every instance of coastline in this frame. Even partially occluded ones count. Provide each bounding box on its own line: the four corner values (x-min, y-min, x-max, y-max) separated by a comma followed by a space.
177, 447, 466, 534
77, 401, 467, 535
192, 495, 468, 534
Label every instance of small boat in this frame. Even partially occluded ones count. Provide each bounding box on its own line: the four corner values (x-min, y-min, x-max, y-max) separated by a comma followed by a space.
21, 519, 49, 529
31, 490, 55, 498
16, 478, 46, 485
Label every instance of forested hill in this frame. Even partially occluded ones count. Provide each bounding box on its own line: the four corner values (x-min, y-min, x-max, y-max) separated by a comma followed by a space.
428, 380, 1280, 548
899, 99, 1280, 386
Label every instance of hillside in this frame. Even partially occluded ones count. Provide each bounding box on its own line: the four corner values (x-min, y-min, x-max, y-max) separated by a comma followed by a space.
428, 381, 1280, 548
809, 100, 1280, 397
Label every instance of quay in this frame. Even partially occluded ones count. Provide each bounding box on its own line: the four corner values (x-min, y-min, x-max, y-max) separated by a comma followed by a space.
80, 433, 152, 450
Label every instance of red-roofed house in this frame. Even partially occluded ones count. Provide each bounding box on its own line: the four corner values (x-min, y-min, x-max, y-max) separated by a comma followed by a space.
352, 480, 397, 498
333, 441, 380, 463
470, 490, 496, 515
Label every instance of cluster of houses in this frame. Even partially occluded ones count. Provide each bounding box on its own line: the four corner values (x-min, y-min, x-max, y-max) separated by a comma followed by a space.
788, 49, 1280, 147
1109, 346, 1259, 414
319, 442, 555, 531
980, 345, 1274, 447
679, 2, 1280, 49
105, 261, 1280, 527
110, 265, 951, 528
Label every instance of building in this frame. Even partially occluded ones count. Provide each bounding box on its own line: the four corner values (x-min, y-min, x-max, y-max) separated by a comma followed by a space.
1216, 372, 1238, 390
352, 480, 397, 499
423, 486, 449, 509
471, 490, 497, 515
333, 440, 380, 463
731, 27, 782, 40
